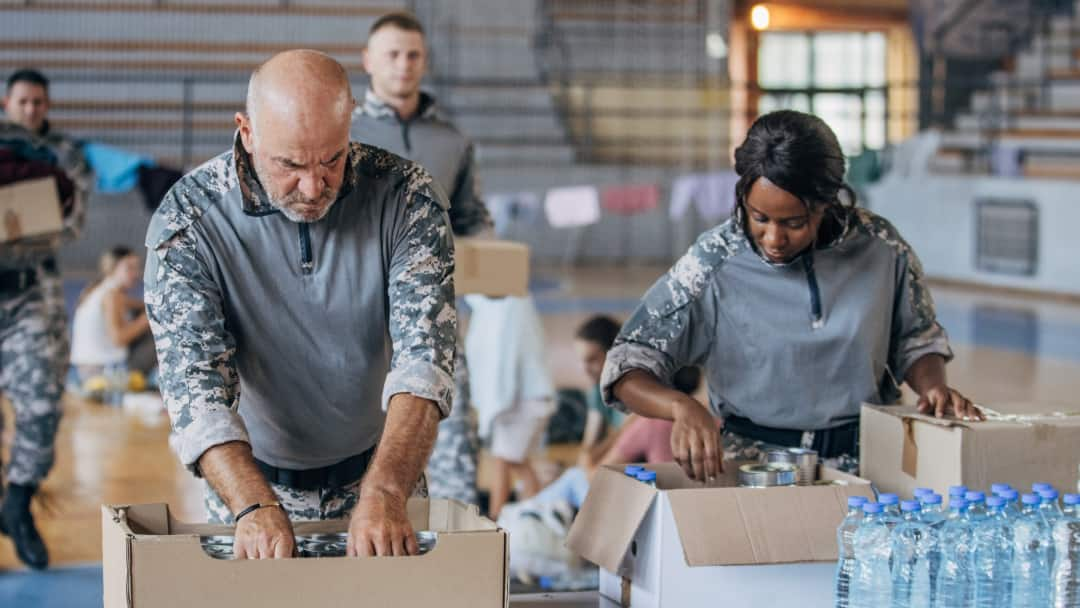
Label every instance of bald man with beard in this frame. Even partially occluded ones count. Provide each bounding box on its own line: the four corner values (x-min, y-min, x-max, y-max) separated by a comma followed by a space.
144, 50, 456, 558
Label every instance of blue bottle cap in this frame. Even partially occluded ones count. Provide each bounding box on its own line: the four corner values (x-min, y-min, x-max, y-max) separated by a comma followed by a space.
1033, 483, 1054, 493
848, 496, 868, 508
999, 489, 1019, 501
948, 485, 968, 497
986, 496, 1005, 509
636, 471, 657, 482
1022, 493, 1042, 506
878, 493, 899, 505
950, 499, 968, 510
964, 491, 985, 503
862, 502, 882, 514
1063, 494, 1080, 506
901, 500, 922, 512
991, 483, 1012, 494
1038, 488, 1059, 501
921, 494, 943, 505
624, 465, 644, 476
913, 487, 934, 497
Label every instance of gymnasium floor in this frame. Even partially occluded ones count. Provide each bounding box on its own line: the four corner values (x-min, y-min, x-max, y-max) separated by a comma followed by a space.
3, 265, 1080, 605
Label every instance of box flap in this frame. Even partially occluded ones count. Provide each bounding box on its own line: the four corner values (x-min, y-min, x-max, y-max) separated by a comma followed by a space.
566, 466, 657, 572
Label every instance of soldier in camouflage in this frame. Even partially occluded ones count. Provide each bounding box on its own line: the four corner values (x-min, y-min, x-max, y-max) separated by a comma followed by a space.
145, 51, 455, 559
602, 111, 981, 482
351, 12, 493, 507
0, 114, 85, 569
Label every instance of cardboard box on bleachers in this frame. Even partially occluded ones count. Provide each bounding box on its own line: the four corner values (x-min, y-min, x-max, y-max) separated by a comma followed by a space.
861, 403, 1080, 499
566, 462, 873, 608
101, 499, 508, 608
454, 238, 530, 297
0, 177, 63, 243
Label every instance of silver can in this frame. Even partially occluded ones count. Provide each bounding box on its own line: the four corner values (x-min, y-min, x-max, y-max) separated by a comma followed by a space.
763, 449, 797, 465
737, 463, 798, 488
787, 448, 819, 485
199, 535, 236, 560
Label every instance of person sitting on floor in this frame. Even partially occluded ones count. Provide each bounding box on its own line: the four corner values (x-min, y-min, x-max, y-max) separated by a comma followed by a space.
573, 315, 632, 471
70, 245, 156, 397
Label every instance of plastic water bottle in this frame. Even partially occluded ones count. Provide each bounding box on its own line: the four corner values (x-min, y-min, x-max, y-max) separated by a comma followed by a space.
624, 465, 643, 478
919, 493, 947, 605
949, 485, 968, 507
636, 470, 657, 488
993, 483, 1013, 497
891, 500, 934, 608
834, 496, 868, 608
935, 499, 973, 608
1052, 501, 1080, 607
1042, 488, 1065, 521
1011, 493, 1052, 608
972, 496, 1013, 608
1064, 494, 1079, 518
914, 487, 934, 500
966, 491, 988, 520
999, 489, 1021, 518
1034, 483, 1055, 494
879, 493, 902, 529
851, 502, 892, 608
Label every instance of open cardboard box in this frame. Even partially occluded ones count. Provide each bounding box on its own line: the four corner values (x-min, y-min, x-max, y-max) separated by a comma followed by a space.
566, 462, 873, 607
102, 498, 508, 608
861, 403, 1080, 499
454, 238, 530, 297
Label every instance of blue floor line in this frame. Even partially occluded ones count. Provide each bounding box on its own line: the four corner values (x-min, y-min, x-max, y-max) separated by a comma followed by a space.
0, 563, 102, 608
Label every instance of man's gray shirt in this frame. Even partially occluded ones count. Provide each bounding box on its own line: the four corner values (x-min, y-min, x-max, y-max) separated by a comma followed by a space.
602, 208, 953, 431
351, 89, 492, 237
144, 135, 457, 472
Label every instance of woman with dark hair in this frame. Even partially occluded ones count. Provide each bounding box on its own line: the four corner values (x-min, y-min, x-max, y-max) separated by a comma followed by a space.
602, 110, 980, 480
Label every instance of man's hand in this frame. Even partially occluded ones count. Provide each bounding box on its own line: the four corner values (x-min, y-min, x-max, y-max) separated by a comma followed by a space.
347, 489, 417, 557
916, 385, 984, 421
671, 396, 723, 482
3, 210, 22, 241
234, 505, 295, 559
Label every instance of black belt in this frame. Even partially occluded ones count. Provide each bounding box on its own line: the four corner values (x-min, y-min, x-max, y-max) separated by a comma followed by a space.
723, 415, 859, 459
0, 268, 38, 293
255, 448, 375, 491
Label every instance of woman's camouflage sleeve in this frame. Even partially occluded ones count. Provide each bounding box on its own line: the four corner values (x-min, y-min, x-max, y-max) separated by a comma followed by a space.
381, 167, 458, 417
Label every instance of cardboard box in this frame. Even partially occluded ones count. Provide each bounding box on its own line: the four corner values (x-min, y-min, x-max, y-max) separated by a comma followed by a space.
0, 176, 63, 243
455, 238, 530, 297
861, 403, 1080, 499
102, 499, 509, 608
566, 462, 873, 608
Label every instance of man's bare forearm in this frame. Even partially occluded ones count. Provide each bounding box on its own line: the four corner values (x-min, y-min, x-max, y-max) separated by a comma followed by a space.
198, 441, 278, 515
361, 393, 440, 501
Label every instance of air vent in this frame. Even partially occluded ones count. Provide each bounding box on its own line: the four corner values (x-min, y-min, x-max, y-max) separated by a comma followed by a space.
975, 198, 1038, 276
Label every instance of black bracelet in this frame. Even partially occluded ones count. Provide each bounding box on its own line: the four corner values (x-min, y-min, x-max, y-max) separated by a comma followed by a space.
234, 501, 281, 523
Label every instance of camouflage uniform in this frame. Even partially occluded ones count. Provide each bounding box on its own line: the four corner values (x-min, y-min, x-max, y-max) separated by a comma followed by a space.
0, 121, 87, 487
203, 477, 429, 524
602, 208, 954, 473
145, 135, 457, 522
353, 89, 493, 506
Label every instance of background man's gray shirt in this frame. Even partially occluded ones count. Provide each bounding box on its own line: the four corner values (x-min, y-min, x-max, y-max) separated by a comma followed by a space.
144, 136, 457, 472
351, 89, 492, 237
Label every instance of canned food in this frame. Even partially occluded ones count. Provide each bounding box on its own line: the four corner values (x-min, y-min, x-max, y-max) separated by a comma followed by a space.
199, 531, 437, 559
737, 463, 798, 487
787, 448, 819, 485
812, 479, 850, 486
762, 449, 797, 465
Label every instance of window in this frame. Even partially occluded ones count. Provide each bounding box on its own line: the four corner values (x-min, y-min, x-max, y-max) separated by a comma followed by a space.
758, 31, 888, 155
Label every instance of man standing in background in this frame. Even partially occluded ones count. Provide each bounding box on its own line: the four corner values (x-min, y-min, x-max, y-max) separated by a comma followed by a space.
352, 12, 493, 507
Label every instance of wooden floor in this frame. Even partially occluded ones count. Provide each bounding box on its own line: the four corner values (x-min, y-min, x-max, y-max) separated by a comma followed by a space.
4, 267, 1080, 570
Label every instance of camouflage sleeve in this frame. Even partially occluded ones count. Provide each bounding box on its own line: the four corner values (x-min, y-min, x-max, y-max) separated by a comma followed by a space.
144, 219, 248, 474
889, 238, 953, 381
382, 172, 458, 418
600, 252, 717, 412
446, 143, 493, 237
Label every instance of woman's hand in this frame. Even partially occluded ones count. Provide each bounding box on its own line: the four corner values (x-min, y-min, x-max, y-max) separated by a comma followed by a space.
671, 396, 723, 482
916, 385, 984, 421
